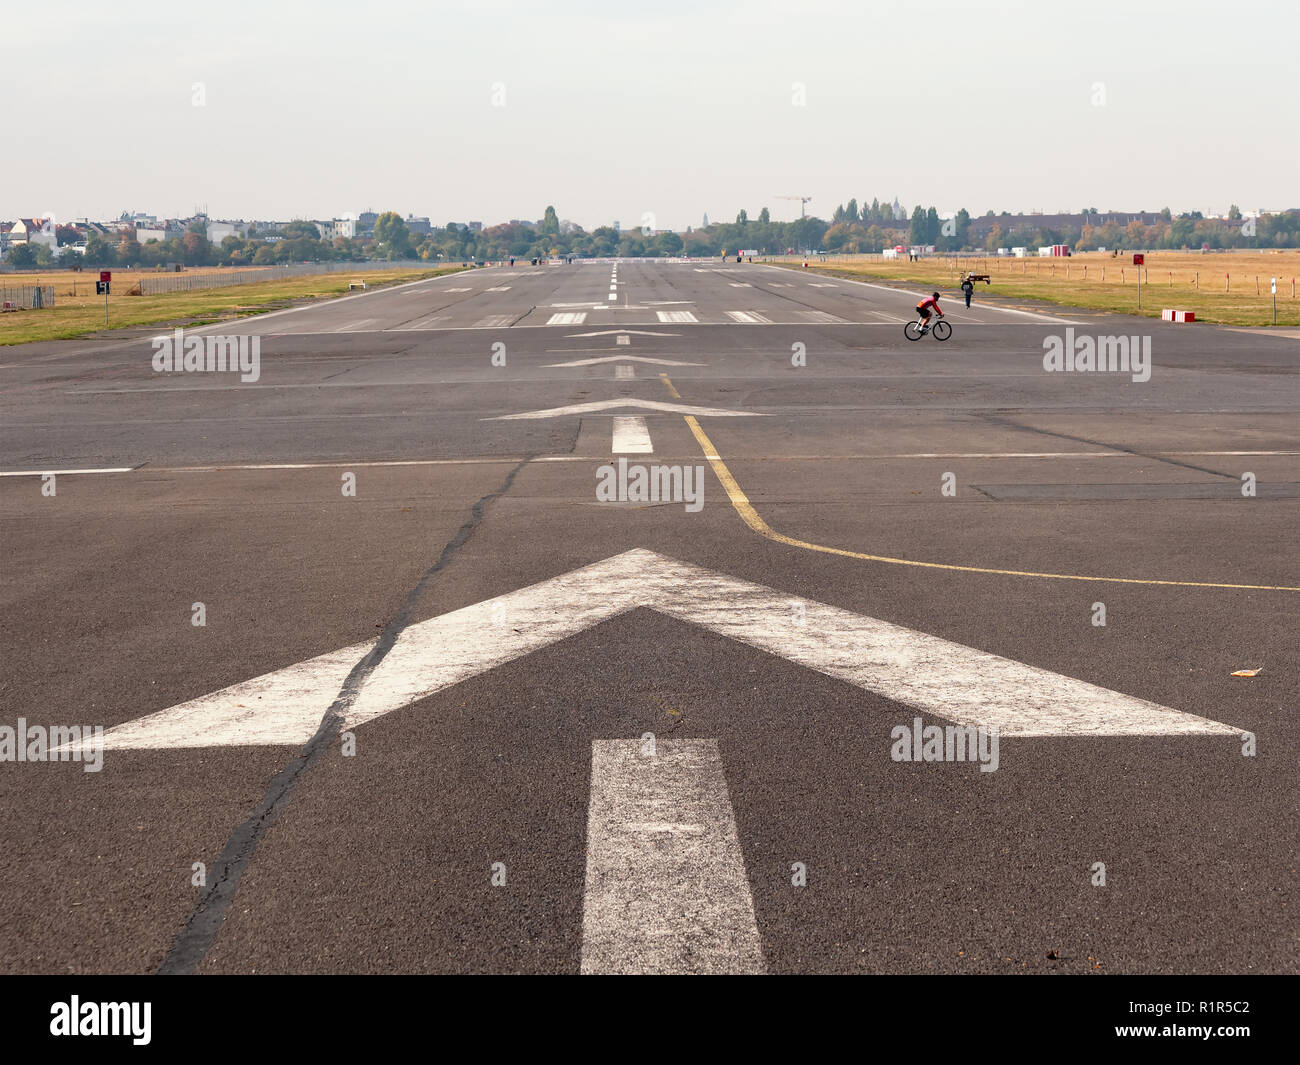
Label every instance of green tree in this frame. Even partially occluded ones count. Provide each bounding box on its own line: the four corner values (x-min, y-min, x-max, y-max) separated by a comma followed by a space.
736, 209, 748, 225
909, 205, 925, 245
653, 231, 684, 255
758, 207, 770, 224
540, 205, 560, 236
373, 212, 411, 259
953, 208, 971, 249
82, 235, 117, 266
1169, 216, 1195, 248
6, 243, 38, 267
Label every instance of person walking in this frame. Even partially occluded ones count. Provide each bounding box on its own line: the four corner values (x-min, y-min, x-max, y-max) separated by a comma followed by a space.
961, 274, 974, 308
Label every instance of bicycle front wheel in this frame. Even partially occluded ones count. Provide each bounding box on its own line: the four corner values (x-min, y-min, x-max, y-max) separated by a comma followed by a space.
932, 319, 952, 341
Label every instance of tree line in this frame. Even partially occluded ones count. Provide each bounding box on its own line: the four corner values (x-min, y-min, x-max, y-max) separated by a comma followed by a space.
8, 202, 1300, 269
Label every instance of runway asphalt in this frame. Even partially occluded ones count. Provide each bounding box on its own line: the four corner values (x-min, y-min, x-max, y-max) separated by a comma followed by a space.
1, 259, 1295, 974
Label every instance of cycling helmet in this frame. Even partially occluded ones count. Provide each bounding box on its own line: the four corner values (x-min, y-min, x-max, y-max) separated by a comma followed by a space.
932, 292, 941, 299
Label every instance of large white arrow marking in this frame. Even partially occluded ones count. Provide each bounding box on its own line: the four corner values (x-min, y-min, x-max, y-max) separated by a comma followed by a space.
566, 330, 680, 338
72, 549, 1238, 751
545, 355, 702, 367
486, 399, 762, 420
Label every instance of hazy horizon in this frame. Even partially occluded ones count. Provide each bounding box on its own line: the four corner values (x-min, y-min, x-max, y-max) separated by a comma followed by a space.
8, 0, 1297, 229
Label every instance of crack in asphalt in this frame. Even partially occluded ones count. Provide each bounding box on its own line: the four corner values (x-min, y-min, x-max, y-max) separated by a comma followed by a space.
156, 454, 533, 974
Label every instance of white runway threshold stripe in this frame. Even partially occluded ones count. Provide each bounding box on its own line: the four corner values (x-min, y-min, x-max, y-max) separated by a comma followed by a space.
68, 549, 1241, 752
611, 415, 652, 453
581, 739, 764, 975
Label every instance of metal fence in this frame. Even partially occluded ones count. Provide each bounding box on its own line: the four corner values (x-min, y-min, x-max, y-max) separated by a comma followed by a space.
136, 259, 430, 296
0, 285, 55, 310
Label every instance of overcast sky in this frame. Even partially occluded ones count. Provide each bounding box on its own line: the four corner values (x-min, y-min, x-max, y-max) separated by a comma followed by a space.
7, 0, 1297, 228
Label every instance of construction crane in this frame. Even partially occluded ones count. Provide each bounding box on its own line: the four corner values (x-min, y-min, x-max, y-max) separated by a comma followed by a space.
775, 196, 812, 219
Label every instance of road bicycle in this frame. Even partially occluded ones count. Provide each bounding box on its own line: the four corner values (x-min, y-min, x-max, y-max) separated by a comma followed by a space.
904, 317, 952, 341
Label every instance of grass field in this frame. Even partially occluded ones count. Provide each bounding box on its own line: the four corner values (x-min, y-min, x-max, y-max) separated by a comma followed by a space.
775, 250, 1300, 327
0, 265, 469, 345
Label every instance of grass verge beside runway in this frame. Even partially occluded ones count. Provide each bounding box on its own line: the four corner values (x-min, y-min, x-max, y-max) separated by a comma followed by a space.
0, 265, 470, 345
769, 251, 1300, 327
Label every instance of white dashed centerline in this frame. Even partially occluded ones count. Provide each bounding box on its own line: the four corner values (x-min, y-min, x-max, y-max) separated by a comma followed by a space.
611, 415, 653, 453
580, 739, 764, 975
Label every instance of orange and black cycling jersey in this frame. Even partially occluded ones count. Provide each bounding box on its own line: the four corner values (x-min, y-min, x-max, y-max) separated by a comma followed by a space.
917, 296, 942, 312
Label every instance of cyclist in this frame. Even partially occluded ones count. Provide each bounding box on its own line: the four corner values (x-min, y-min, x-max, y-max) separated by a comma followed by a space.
915, 292, 944, 334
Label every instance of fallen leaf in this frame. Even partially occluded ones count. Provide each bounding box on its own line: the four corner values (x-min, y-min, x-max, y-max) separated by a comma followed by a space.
1231, 669, 1261, 677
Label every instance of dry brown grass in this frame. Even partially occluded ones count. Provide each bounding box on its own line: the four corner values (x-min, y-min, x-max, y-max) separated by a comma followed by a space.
792, 250, 1300, 326
0, 265, 468, 345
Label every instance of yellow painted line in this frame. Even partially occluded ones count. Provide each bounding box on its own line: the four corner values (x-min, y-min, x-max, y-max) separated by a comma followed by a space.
659, 372, 682, 399
680, 414, 1300, 594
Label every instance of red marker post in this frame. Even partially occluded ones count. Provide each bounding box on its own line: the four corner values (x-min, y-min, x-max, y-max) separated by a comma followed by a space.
97, 271, 111, 325
1132, 253, 1144, 308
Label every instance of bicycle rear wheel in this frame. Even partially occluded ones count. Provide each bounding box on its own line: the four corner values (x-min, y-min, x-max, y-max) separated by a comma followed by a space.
932, 319, 952, 341
903, 321, 923, 341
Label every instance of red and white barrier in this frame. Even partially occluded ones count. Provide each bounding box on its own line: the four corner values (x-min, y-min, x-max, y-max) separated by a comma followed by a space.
1162, 309, 1196, 323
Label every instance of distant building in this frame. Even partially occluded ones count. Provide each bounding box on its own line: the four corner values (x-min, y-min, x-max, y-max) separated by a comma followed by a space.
702, 212, 709, 227
358, 211, 378, 236
405, 215, 432, 235
465, 221, 483, 232
314, 219, 357, 240
206, 220, 249, 243
135, 227, 167, 244
8, 218, 57, 249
